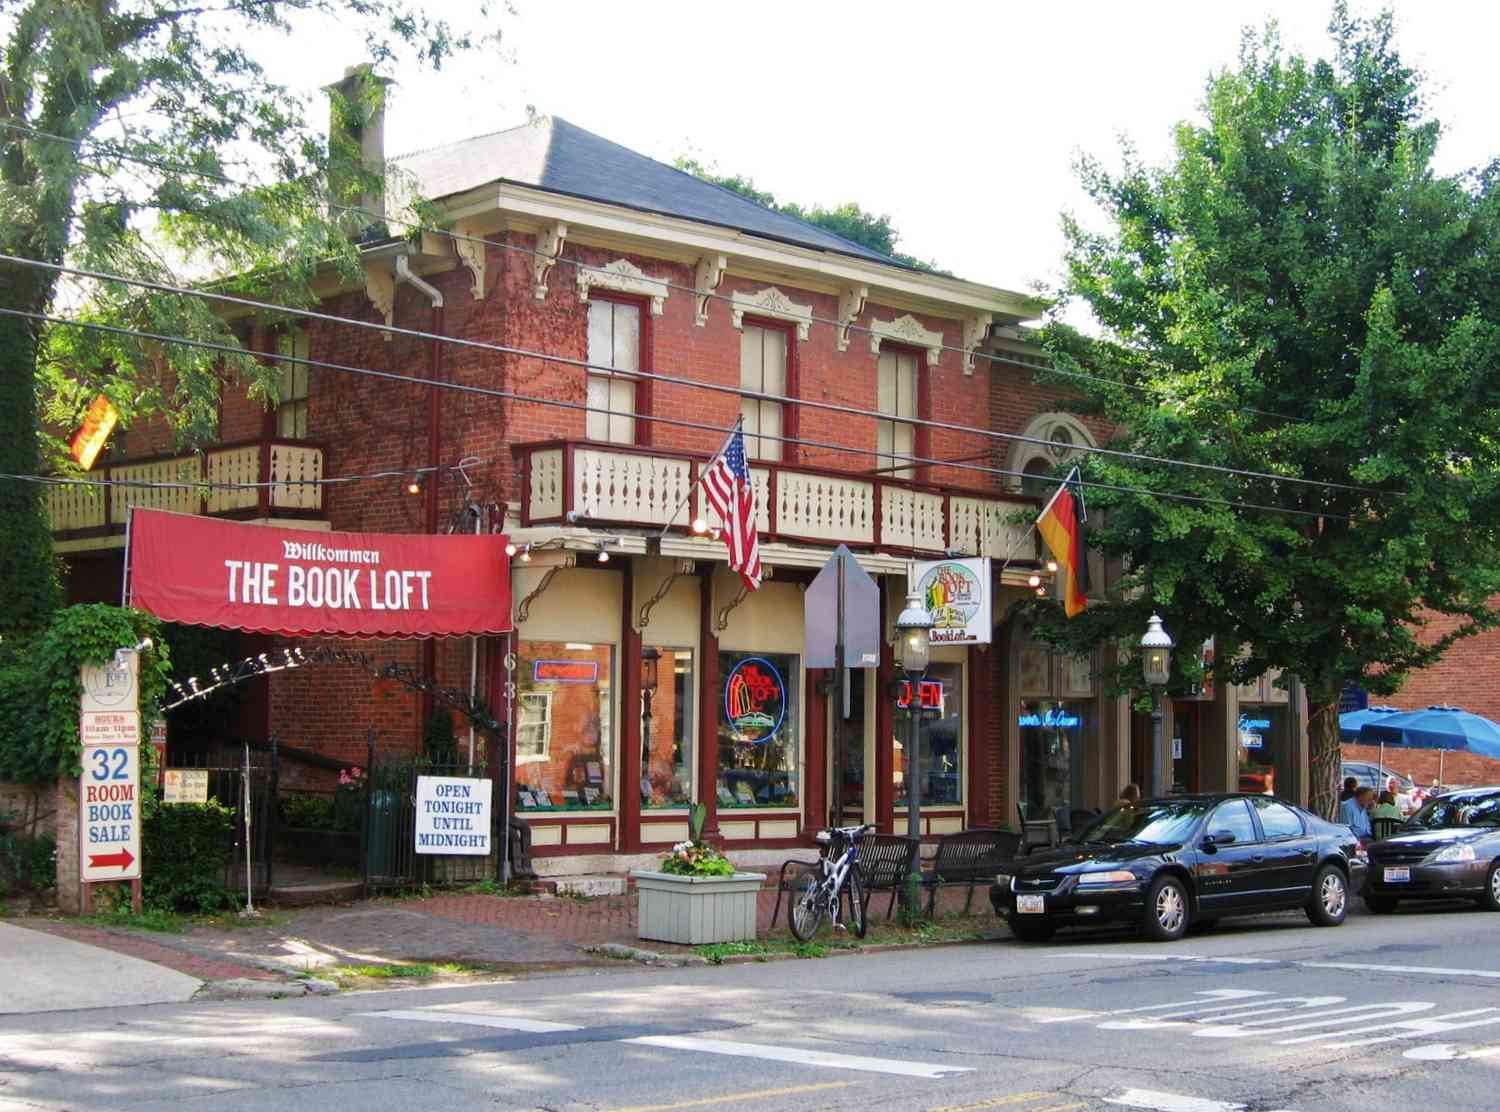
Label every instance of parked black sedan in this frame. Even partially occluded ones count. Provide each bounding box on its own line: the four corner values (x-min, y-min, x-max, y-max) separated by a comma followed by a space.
990, 793, 1367, 942
1363, 787, 1500, 913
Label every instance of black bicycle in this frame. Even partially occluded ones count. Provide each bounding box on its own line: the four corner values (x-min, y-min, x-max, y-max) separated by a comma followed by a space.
789, 824, 872, 941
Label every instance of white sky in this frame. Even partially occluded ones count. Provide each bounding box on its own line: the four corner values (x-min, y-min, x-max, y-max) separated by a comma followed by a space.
261, 0, 1499, 299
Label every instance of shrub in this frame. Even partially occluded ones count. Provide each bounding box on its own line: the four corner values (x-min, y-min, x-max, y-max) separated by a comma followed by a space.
142, 797, 236, 913
0, 822, 56, 894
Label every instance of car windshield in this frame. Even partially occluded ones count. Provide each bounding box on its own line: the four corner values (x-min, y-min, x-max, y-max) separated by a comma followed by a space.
1078, 800, 1210, 846
1405, 793, 1500, 830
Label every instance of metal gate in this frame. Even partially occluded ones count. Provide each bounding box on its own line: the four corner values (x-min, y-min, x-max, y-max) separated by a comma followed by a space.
165, 743, 274, 895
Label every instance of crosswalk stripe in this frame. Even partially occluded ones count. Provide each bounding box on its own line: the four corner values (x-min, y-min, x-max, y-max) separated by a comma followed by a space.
361, 1008, 581, 1033
1039, 990, 1269, 1024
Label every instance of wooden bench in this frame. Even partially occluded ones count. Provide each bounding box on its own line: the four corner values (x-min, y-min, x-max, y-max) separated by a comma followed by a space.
921, 829, 1021, 914
769, 833, 919, 928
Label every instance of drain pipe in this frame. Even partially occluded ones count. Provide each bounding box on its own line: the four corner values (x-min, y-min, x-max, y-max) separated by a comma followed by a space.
396, 254, 445, 751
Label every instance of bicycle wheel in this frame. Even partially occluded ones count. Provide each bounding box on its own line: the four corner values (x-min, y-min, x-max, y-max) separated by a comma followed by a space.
844, 867, 868, 938
789, 871, 825, 941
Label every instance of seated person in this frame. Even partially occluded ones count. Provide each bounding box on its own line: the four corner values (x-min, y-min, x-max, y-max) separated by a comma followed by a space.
1370, 790, 1404, 824
1339, 786, 1374, 837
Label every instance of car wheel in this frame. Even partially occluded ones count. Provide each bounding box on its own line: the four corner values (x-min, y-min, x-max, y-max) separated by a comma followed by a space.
1141, 875, 1190, 942
1008, 918, 1056, 943
1478, 863, 1500, 912
1364, 893, 1399, 915
1307, 865, 1348, 926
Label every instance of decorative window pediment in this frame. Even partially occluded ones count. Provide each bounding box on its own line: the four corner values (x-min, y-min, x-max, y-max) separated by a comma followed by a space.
576, 257, 669, 315
730, 286, 812, 341
869, 313, 943, 367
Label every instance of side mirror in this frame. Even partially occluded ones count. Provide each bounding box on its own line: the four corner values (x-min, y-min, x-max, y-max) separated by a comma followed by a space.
1203, 829, 1237, 851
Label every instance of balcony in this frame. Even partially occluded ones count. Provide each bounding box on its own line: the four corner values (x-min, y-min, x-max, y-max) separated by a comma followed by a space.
48, 438, 326, 546
513, 440, 1037, 560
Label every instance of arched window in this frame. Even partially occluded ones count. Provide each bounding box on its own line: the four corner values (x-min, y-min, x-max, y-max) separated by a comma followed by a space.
1009, 412, 1095, 493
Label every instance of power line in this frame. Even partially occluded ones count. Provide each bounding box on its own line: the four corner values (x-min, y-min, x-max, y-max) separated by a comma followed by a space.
1, 251, 1381, 499
6, 456, 489, 492
0, 117, 1307, 424
3, 305, 1354, 524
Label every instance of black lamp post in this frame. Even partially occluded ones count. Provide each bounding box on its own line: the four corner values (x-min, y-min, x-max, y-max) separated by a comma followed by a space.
1140, 614, 1174, 798
895, 589, 933, 842
640, 647, 661, 798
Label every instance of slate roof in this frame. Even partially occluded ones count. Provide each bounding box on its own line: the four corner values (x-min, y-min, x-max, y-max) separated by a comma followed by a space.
392, 117, 902, 267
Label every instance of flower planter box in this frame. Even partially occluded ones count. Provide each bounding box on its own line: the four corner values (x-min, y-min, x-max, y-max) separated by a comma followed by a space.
631, 870, 767, 945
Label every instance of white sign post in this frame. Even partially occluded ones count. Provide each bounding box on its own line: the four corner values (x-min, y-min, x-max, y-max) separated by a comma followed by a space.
78, 655, 143, 911
414, 776, 493, 856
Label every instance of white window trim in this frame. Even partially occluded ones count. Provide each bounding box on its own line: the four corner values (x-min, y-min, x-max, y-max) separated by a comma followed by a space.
730, 286, 812, 341
576, 257, 668, 315
869, 313, 943, 367
516, 691, 552, 764
1008, 411, 1097, 492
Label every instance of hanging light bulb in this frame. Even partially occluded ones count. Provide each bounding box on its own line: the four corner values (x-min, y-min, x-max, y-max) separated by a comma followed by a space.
1035, 586, 1047, 598
405, 472, 423, 496
1027, 574, 1041, 588
1046, 559, 1059, 574
597, 543, 611, 563
691, 516, 708, 534
519, 544, 532, 563
504, 541, 518, 557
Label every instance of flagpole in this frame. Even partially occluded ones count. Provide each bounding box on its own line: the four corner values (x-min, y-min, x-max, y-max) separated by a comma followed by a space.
657, 416, 743, 538
998, 470, 1070, 574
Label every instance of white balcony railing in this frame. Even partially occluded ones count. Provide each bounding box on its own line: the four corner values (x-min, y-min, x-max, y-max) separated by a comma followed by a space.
49, 439, 326, 536
514, 440, 1035, 559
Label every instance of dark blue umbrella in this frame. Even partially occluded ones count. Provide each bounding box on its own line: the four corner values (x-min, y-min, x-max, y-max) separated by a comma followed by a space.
1339, 706, 1402, 741
1357, 706, 1500, 779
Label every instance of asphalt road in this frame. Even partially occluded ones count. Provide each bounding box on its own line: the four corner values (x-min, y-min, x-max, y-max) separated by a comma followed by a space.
4, 903, 1500, 1112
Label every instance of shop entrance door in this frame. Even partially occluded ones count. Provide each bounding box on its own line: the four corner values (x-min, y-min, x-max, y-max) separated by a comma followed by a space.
832, 669, 877, 826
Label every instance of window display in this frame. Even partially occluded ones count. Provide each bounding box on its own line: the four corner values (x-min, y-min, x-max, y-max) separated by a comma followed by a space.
1020, 699, 1091, 818
642, 649, 694, 809
513, 641, 615, 812
1237, 704, 1289, 797
717, 651, 800, 808
895, 661, 963, 806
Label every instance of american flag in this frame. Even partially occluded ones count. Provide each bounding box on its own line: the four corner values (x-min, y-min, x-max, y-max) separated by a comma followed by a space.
702, 422, 762, 591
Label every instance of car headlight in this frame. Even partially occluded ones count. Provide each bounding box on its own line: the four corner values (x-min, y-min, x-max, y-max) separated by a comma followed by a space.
1076, 870, 1137, 886
1432, 844, 1476, 864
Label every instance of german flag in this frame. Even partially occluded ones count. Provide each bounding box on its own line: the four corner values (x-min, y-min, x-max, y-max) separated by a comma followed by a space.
69, 395, 119, 471
1036, 467, 1090, 618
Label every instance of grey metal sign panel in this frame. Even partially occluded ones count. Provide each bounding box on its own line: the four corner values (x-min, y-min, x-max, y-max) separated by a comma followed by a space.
805, 545, 882, 669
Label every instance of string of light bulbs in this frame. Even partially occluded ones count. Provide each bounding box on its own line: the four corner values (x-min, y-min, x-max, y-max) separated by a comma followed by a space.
4, 304, 1358, 525
0, 251, 1383, 500
0, 117, 1311, 426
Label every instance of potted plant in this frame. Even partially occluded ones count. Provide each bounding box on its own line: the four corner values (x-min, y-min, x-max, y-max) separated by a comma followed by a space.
631, 803, 766, 945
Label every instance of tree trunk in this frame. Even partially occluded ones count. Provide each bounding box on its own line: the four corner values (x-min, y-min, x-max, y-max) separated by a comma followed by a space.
0, 267, 60, 639
1306, 697, 1342, 820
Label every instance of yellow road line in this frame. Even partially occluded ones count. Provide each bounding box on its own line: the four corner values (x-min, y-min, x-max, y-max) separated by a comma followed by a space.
929, 1092, 1054, 1112
608, 1081, 854, 1111
1031, 1103, 1088, 1112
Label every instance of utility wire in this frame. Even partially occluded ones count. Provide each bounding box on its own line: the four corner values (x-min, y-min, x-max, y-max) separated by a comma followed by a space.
1, 251, 1381, 499
8, 456, 489, 492
3, 305, 1355, 524
0, 118, 1307, 424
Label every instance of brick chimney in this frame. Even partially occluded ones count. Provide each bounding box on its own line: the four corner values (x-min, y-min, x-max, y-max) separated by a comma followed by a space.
324, 63, 392, 234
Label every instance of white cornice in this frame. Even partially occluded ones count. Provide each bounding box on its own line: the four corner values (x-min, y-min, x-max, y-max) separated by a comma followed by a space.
487, 183, 1044, 323
869, 313, 944, 367
730, 286, 813, 341
576, 257, 669, 315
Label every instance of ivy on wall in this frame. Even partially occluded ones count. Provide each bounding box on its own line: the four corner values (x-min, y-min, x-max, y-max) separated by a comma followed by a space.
0, 604, 170, 783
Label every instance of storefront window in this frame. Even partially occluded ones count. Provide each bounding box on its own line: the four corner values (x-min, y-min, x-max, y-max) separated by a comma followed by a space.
895, 661, 963, 806
717, 651, 800, 809
1237, 704, 1289, 798
513, 642, 615, 812
1020, 699, 1092, 819
642, 649, 694, 810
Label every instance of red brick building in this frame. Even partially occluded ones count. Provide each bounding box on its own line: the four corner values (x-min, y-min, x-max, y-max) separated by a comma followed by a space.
50, 77, 1338, 876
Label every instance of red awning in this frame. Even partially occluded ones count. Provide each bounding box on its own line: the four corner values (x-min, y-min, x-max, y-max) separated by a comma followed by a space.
126, 509, 512, 638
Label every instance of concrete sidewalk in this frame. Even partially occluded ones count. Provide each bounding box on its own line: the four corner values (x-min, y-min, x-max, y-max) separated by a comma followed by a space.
0, 921, 202, 1014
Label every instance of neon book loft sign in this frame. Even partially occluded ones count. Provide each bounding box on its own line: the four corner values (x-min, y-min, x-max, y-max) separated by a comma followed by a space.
1018, 709, 1081, 729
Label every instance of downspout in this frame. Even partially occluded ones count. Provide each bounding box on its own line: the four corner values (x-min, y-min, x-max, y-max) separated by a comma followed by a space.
396, 253, 445, 752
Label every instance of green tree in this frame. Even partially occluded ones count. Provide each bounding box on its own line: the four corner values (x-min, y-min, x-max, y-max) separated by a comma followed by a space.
0, 0, 497, 640
674, 156, 943, 272
1036, 5, 1500, 817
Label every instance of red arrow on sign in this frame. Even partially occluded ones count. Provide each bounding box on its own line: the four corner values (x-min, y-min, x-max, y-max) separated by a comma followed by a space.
88, 848, 135, 871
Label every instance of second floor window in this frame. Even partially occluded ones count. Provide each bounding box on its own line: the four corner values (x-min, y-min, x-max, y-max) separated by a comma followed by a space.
877, 347, 918, 479
276, 330, 310, 439
586, 299, 640, 444
739, 323, 787, 461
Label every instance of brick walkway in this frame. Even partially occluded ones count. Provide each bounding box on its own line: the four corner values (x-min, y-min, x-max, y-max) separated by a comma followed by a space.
18, 918, 279, 983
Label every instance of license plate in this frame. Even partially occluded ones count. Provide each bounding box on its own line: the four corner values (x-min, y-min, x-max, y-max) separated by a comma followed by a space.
1016, 893, 1046, 914
1383, 866, 1410, 884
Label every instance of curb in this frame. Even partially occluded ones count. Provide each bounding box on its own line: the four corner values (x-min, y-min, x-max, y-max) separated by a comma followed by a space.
587, 932, 1003, 967
195, 976, 339, 1001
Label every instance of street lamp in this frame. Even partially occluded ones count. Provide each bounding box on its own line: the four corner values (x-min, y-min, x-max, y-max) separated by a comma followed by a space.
1140, 614, 1174, 798
895, 589, 933, 855
640, 647, 661, 803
